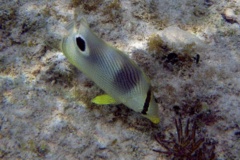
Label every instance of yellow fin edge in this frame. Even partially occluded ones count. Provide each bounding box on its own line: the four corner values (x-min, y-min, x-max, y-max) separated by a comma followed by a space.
143, 115, 160, 124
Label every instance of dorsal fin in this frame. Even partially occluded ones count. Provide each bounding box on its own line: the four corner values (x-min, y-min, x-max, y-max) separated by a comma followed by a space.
64, 21, 76, 33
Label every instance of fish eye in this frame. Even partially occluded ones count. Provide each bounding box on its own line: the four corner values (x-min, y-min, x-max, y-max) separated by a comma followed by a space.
76, 36, 86, 52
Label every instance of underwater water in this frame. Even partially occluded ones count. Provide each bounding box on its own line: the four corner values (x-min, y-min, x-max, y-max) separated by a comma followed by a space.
0, 0, 240, 159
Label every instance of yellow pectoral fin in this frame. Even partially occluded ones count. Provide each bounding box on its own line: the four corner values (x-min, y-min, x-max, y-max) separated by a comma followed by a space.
91, 94, 120, 105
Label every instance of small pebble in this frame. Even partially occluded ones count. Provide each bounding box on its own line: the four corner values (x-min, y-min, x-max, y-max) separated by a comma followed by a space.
235, 131, 240, 138
223, 8, 237, 23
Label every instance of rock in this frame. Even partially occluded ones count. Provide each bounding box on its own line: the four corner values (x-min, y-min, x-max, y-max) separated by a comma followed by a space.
223, 8, 238, 24
160, 26, 205, 52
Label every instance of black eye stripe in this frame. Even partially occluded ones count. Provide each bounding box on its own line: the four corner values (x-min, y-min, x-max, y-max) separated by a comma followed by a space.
76, 36, 86, 51
141, 88, 151, 115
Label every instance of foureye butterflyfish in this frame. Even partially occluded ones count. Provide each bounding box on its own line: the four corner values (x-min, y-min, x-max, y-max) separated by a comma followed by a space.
60, 18, 160, 124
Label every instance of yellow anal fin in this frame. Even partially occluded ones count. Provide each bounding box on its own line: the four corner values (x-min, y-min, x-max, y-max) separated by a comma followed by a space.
91, 94, 119, 105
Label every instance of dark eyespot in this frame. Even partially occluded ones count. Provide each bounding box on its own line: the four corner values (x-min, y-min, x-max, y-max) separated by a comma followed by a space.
76, 36, 86, 51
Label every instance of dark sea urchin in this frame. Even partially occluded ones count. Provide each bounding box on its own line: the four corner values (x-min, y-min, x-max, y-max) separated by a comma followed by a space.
153, 118, 216, 160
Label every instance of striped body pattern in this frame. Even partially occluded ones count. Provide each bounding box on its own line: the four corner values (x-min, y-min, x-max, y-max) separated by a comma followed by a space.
61, 19, 160, 124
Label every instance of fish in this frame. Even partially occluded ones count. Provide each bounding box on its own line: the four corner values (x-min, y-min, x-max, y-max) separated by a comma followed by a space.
60, 18, 160, 124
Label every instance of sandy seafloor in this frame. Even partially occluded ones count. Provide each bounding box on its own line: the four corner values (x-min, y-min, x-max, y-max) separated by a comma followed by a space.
0, 0, 240, 159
